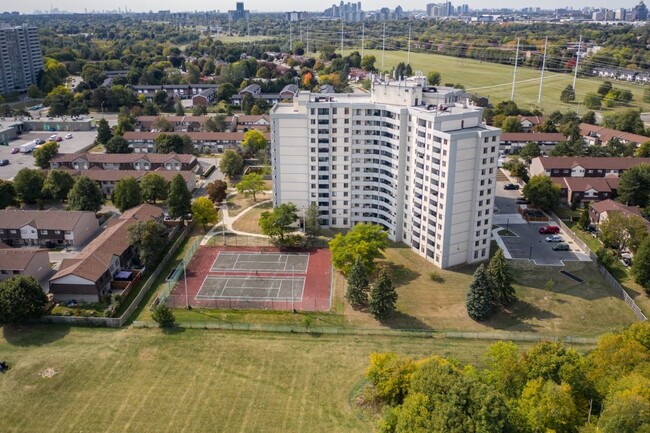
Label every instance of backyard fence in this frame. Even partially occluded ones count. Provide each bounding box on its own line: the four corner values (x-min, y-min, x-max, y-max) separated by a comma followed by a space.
548, 212, 647, 321
41, 223, 195, 328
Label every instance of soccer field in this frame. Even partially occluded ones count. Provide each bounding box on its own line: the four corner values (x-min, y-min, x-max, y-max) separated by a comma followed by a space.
362, 49, 650, 114
0, 326, 527, 433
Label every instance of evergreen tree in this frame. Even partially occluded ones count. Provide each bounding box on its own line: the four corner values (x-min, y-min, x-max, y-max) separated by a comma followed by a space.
304, 202, 321, 237
96, 118, 112, 144
370, 267, 397, 319
152, 303, 175, 327
578, 207, 590, 230
346, 256, 370, 307
466, 264, 494, 321
167, 174, 192, 219
632, 236, 650, 292
487, 249, 516, 307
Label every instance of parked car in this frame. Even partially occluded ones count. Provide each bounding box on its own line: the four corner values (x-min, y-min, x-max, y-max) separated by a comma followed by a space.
503, 183, 520, 190
545, 235, 563, 242
10, 147, 19, 154
55, 136, 63, 142
0, 160, 9, 166
65, 133, 73, 139
539, 225, 560, 234
621, 257, 633, 267
34, 138, 45, 144
48, 134, 57, 141
515, 197, 530, 204
553, 243, 570, 251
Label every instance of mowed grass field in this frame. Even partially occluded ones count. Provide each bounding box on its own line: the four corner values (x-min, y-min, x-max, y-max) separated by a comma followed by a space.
343, 246, 638, 337
361, 49, 650, 114
0, 326, 546, 433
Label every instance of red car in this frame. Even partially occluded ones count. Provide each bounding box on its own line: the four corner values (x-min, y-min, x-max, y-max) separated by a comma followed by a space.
55, 136, 63, 142
539, 225, 560, 234
11, 148, 19, 154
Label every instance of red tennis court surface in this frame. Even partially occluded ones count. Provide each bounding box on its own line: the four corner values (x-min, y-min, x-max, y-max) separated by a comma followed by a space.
167, 246, 332, 312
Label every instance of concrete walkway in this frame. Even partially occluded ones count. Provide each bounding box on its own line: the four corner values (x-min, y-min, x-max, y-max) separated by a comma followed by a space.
201, 193, 272, 245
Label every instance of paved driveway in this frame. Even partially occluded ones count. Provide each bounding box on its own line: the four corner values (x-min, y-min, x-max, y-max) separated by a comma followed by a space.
497, 222, 586, 266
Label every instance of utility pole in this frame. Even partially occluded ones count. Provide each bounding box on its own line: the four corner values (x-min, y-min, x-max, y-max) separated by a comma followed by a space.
538, 36, 548, 104
573, 34, 582, 90
289, 22, 293, 52
382, 21, 386, 69
361, 22, 365, 58
340, 19, 344, 55
407, 24, 411, 65
511, 38, 520, 101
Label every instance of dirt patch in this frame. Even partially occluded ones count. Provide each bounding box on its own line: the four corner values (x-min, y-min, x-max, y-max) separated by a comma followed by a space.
40, 368, 59, 378
139, 348, 158, 362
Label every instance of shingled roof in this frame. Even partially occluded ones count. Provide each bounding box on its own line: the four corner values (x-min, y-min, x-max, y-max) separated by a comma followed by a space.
0, 209, 96, 231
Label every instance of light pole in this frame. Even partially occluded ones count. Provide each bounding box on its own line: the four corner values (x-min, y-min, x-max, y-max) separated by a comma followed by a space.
528, 244, 533, 260
291, 265, 296, 313
184, 259, 190, 309
506, 218, 509, 233
221, 202, 228, 245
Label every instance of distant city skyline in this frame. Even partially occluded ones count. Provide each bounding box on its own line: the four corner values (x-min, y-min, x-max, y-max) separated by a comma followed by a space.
3, 0, 647, 14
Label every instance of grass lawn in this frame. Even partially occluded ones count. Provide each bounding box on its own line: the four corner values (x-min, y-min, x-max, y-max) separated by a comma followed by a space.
343, 245, 637, 337
362, 49, 650, 114
226, 192, 272, 217
0, 326, 553, 433
232, 201, 272, 234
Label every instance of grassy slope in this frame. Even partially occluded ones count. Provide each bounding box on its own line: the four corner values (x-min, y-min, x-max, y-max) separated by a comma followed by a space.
362, 49, 650, 114
0, 326, 548, 433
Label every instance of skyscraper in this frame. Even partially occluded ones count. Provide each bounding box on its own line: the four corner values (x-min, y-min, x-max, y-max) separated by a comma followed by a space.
0, 24, 44, 94
271, 79, 500, 268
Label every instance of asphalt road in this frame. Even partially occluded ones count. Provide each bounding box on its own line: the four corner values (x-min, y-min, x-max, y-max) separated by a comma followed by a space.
500, 222, 581, 266
0, 131, 96, 180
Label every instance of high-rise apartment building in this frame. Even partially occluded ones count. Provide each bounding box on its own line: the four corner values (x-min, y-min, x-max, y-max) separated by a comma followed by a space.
271, 79, 500, 268
228, 2, 250, 21
0, 24, 43, 94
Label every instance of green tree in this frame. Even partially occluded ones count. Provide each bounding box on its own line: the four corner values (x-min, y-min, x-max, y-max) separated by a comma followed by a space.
191, 196, 218, 229
483, 341, 526, 399
361, 55, 377, 72
599, 212, 648, 255
366, 352, 415, 406
584, 93, 602, 110
560, 85, 575, 103
329, 223, 389, 275
581, 110, 597, 125
487, 248, 516, 306
602, 109, 645, 135
33, 141, 59, 169
597, 80, 613, 96
192, 104, 207, 116
43, 85, 72, 116
599, 392, 650, 433
501, 116, 524, 132
0, 276, 48, 325
167, 174, 192, 219
241, 129, 268, 156
204, 115, 227, 132
522, 174, 561, 210
515, 378, 579, 433
151, 302, 175, 327
105, 136, 132, 154
259, 202, 298, 242
96, 118, 112, 144
27, 84, 41, 99
140, 173, 169, 203
578, 207, 590, 230
519, 142, 541, 160
636, 141, 650, 157
427, 71, 441, 85
632, 236, 650, 292
617, 163, 650, 207
206, 179, 228, 204
345, 256, 370, 307
111, 177, 143, 213
81, 63, 106, 88
174, 100, 185, 116
235, 172, 265, 201
304, 202, 321, 237
369, 267, 397, 320
503, 158, 530, 183
219, 149, 244, 178
0, 180, 17, 209
466, 264, 493, 321
127, 219, 167, 268
155, 133, 193, 154
43, 169, 74, 201
67, 176, 103, 211
13, 168, 45, 204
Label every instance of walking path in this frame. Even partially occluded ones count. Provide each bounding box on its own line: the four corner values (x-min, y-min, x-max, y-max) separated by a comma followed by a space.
201, 192, 272, 245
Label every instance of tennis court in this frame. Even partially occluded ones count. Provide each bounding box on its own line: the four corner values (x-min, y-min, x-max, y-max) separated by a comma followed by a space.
211, 251, 309, 273
196, 276, 305, 301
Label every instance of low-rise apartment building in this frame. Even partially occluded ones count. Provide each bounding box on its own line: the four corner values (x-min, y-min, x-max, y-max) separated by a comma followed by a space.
0, 247, 51, 282
529, 156, 650, 178
271, 79, 500, 269
123, 131, 269, 153
49, 152, 198, 172
0, 209, 99, 247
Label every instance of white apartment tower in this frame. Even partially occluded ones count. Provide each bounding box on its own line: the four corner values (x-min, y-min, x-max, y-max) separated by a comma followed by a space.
0, 24, 44, 94
271, 79, 500, 269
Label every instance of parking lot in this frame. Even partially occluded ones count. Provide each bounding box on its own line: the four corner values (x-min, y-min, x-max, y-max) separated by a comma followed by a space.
498, 222, 584, 266
0, 131, 96, 180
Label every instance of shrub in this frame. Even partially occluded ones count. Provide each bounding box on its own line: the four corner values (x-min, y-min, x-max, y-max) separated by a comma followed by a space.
152, 303, 175, 328
429, 271, 445, 283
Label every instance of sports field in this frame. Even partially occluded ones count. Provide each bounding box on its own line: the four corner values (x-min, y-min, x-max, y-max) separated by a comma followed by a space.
167, 247, 331, 311
0, 326, 547, 433
361, 49, 650, 114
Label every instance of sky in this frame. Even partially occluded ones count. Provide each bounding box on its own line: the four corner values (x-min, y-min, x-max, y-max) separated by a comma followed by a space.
4, 0, 643, 14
